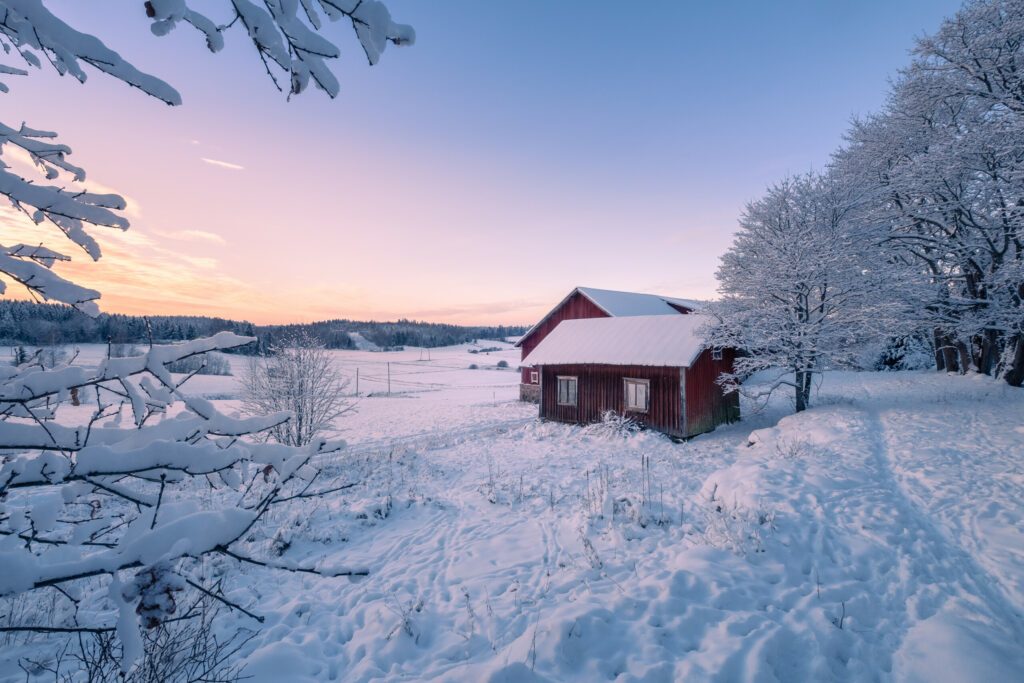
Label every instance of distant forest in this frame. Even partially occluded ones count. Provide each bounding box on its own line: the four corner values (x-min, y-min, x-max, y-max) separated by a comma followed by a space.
0, 301, 526, 352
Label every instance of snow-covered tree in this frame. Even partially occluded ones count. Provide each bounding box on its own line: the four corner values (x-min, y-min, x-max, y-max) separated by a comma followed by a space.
0, 1, 412, 673
705, 173, 905, 412
832, 0, 1024, 384
0, 0, 414, 311
242, 332, 350, 447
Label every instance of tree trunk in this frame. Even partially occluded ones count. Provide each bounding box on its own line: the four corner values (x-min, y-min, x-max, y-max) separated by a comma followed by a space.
795, 370, 807, 412
1005, 334, 1024, 387
956, 342, 970, 375
978, 329, 1000, 376
933, 329, 946, 371
937, 333, 960, 372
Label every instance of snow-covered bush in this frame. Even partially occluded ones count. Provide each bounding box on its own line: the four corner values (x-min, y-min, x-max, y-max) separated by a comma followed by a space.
19, 594, 255, 683
873, 334, 937, 372
109, 343, 144, 359
585, 410, 642, 439
0, 333, 363, 672
9, 345, 68, 370
698, 500, 776, 555
166, 351, 232, 376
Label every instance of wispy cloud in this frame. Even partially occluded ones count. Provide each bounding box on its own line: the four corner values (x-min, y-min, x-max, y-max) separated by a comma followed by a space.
153, 229, 228, 246
201, 157, 245, 171
0, 206, 257, 318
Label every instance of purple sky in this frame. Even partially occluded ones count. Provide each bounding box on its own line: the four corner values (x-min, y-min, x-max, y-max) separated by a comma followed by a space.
4, 0, 963, 324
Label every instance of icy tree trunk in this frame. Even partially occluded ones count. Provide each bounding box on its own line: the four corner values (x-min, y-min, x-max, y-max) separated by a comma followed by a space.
938, 335, 960, 374
933, 329, 947, 371
1005, 334, 1024, 387
978, 329, 1000, 377
957, 342, 971, 375
794, 370, 810, 412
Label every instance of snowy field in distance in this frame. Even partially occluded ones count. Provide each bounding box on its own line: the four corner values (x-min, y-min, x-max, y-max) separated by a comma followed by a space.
0, 340, 534, 450
1, 343, 1022, 681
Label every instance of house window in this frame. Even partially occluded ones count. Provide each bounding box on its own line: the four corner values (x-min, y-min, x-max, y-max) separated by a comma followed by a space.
712, 348, 723, 361
557, 376, 577, 406
624, 378, 650, 412
530, 371, 539, 384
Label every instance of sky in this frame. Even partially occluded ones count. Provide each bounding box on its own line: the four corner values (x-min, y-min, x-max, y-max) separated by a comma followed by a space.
3, 0, 964, 325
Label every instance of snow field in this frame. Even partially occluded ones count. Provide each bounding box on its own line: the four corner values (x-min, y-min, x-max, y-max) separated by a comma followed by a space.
238, 371, 1024, 682
1, 349, 1022, 682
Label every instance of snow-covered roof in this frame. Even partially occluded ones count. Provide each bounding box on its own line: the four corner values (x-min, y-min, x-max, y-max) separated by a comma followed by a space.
516, 287, 705, 347
576, 287, 704, 317
521, 315, 709, 368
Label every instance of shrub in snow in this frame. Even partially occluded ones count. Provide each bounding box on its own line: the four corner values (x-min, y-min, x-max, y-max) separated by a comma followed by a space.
468, 363, 479, 370
241, 332, 350, 447
26, 595, 256, 682
167, 351, 232, 376
698, 498, 776, 556
110, 343, 144, 359
0, 333, 363, 672
604, 410, 641, 437
496, 359, 509, 368
874, 334, 937, 372
10, 345, 68, 370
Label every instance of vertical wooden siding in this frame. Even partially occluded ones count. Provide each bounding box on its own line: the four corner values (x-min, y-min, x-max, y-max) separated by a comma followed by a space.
539, 364, 683, 437
684, 348, 740, 437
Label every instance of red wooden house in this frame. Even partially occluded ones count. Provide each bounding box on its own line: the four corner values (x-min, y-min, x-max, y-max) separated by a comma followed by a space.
518, 289, 738, 438
516, 287, 702, 402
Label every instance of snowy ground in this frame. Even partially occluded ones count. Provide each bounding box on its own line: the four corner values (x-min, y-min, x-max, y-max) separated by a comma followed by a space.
2, 347, 1022, 681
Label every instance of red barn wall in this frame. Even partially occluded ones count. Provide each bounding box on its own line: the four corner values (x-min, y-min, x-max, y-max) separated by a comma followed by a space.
684, 348, 740, 437
519, 291, 609, 384
539, 364, 683, 437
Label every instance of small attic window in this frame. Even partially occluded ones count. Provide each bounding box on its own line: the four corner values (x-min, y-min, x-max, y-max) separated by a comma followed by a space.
530, 371, 539, 384
712, 348, 723, 361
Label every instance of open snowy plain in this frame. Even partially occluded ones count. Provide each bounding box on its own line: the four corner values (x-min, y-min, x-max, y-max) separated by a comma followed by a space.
2, 341, 1023, 682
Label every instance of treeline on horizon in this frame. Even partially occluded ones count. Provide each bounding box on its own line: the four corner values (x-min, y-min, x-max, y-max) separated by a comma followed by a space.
0, 300, 526, 352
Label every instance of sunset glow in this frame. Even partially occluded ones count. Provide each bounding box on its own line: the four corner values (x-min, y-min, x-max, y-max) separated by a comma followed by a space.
5, 0, 961, 325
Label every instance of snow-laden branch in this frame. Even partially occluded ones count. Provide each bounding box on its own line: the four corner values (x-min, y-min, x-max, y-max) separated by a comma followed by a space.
0, 332, 356, 670
1, 0, 413, 311
144, 0, 415, 97
0, 0, 181, 102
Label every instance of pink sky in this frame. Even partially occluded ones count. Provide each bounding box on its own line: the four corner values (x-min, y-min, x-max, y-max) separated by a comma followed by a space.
3, 1, 960, 326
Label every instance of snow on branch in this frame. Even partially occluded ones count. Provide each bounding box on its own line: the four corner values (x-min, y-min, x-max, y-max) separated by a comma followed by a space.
0, 119, 129, 310
0, 332, 355, 670
0, 0, 181, 103
144, 0, 415, 97
1, 0, 413, 311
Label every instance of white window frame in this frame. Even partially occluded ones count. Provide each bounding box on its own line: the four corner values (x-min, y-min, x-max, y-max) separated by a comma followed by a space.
556, 375, 578, 406
711, 348, 723, 361
623, 378, 650, 413
530, 370, 539, 384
